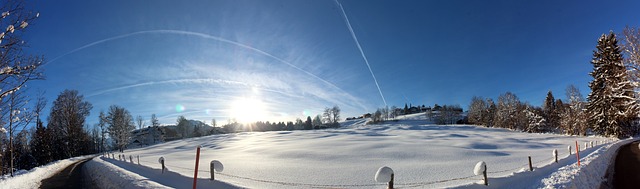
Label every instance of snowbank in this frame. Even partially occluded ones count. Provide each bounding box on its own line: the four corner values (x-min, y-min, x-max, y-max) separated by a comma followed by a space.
0, 156, 89, 189
86, 156, 240, 189
538, 138, 633, 188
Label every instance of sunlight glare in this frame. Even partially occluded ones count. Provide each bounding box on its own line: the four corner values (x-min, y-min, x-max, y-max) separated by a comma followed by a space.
229, 97, 268, 123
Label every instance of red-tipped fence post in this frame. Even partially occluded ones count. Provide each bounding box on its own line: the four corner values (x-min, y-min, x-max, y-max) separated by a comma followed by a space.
193, 145, 201, 189
575, 141, 580, 166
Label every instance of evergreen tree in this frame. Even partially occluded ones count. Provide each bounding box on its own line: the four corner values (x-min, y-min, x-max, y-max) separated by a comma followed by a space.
404, 103, 408, 114
587, 32, 639, 138
542, 91, 559, 131
484, 98, 497, 127
304, 116, 313, 130
30, 121, 51, 166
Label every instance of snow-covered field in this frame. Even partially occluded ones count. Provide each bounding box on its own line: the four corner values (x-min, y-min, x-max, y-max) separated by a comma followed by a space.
102, 113, 618, 188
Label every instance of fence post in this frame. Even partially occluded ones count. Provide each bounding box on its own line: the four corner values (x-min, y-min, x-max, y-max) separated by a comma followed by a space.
483, 166, 487, 186
389, 174, 394, 189
159, 157, 165, 174
375, 166, 394, 189
528, 156, 533, 171
553, 149, 558, 163
474, 161, 487, 186
137, 155, 140, 165
193, 145, 201, 189
575, 141, 580, 166
129, 155, 133, 163
568, 145, 571, 155
210, 160, 224, 181
584, 142, 588, 150
590, 141, 593, 148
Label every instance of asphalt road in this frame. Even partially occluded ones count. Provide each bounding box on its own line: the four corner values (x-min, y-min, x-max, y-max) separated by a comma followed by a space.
40, 157, 97, 189
612, 141, 640, 189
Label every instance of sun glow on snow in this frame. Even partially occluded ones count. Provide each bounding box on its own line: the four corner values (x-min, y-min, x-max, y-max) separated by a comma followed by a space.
229, 97, 268, 123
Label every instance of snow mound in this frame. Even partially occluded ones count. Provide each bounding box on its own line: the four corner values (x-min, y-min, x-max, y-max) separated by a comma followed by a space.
374, 166, 393, 182
473, 161, 486, 176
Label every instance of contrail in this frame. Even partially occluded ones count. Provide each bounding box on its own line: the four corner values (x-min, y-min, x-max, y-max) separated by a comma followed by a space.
334, 0, 387, 107
47, 29, 369, 111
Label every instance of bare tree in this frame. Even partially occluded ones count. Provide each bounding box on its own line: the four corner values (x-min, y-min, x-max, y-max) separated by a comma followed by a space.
331, 106, 341, 123
495, 92, 521, 130
47, 90, 92, 160
136, 115, 145, 130
98, 111, 107, 152
0, 1, 44, 100
151, 114, 159, 127
106, 105, 134, 152
0, 0, 43, 176
176, 116, 189, 138
468, 96, 487, 125
4, 90, 35, 176
563, 85, 587, 135
621, 26, 640, 88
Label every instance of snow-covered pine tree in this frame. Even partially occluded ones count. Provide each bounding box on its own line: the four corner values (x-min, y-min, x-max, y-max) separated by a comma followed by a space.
587, 32, 639, 138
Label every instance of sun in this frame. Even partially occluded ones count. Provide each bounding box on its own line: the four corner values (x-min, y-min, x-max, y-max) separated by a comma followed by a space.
229, 97, 268, 123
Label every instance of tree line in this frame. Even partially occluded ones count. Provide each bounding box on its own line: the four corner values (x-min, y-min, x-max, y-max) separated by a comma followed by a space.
468, 28, 640, 138
219, 105, 341, 133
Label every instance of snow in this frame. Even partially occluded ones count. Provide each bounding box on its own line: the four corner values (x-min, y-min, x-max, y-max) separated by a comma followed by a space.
210, 160, 224, 172
0, 156, 89, 189
86, 156, 238, 189
374, 166, 393, 182
538, 138, 633, 188
90, 113, 621, 188
474, 161, 486, 176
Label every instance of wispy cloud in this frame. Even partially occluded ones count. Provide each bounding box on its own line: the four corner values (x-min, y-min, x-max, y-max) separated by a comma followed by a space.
54, 29, 371, 123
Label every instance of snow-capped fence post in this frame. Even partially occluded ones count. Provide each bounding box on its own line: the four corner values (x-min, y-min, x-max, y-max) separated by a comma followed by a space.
159, 157, 165, 174
575, 141, 580, 166
584, 142, 588, 150
375, 166, 394, 189
210, 160, 224, 180
590, 141, 593, 148
193, 145, 201, 189
528, 156, 533, 171
474, 161, 487, 186
553, 149, 558, 163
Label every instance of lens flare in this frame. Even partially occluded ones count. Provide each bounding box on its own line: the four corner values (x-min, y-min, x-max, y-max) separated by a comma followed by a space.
176, 104, 185, 112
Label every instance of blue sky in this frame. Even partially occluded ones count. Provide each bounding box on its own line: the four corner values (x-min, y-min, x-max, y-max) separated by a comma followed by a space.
20, 0, 640, 126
